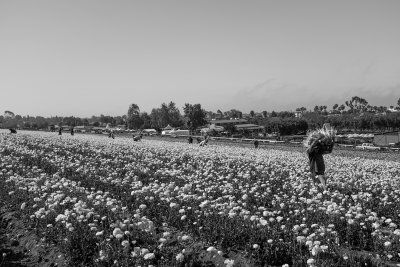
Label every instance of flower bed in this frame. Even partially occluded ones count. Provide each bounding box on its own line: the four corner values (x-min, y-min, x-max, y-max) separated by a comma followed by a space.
1, 130, 400, 266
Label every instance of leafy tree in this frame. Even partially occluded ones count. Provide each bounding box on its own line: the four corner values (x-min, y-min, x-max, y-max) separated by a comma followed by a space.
150, 108, 162, 129
149, 102, 184, 129
167, 102, 184, 127
183, 103, 207, 131
278, 111, 295, 118
250, 110, 255, 118
262, 111, 268, 118
296, 107, 307, 113
4, 110, 15, 118
127, 103, 142, 129
345, 96, 368, 113
140, 112, 151, 129
226, 109, 242, 119
35, 116, 49, 129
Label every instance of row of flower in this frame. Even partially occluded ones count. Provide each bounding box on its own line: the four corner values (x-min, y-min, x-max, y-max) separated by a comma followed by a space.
1, 130, 400, 266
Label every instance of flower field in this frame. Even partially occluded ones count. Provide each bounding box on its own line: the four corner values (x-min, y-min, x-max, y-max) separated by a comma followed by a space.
1, 130, 400, 267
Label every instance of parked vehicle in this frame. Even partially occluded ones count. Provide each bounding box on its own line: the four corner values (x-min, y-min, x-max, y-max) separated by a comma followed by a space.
355, 143, 381, 150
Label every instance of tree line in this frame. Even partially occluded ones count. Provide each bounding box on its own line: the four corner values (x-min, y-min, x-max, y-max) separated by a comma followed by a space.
1, 96, 400, 135
0, 102, 208, 133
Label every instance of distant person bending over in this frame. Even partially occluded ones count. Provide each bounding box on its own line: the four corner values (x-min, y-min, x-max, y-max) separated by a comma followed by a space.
133, 135, 141, 141
188, 136, 193, 144
9, 128, 17, 134
200, 135, 210, 147
254, 139, 259, 149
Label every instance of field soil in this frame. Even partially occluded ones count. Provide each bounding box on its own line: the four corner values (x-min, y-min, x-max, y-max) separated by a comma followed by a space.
0, 195, 65, 267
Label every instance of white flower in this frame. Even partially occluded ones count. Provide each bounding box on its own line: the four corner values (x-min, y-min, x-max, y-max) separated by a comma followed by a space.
143, 252, 155, 260
163, 232, 171, 237
96, 231, 104, 236
112, 228, 123, 237
170, 202, 178, 208
20, 202, 26, 210
307, 258, 315, 265
176, 253, 184, 262
206, 246, 217, 252
224, 259, 234, 267
55, 214, 67, 222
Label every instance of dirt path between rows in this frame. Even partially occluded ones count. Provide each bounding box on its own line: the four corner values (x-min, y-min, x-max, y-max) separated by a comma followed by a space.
0, 205, 65, 267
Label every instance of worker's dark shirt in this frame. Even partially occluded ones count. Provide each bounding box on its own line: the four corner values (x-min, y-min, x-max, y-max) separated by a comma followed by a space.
307, 142, 325, 175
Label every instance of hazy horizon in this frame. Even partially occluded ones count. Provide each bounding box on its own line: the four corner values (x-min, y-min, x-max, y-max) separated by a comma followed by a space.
1, 1, 399, 117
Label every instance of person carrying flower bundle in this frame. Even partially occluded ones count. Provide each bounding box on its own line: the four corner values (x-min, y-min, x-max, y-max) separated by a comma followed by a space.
304, 123, 336, 190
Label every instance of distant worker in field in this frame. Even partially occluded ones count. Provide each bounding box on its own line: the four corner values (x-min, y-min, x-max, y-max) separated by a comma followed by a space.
304, 123, 336, 190
254, 139, 259, 149
200, 135, 210, 147
9, 128, 17, 134
58, 127, 62, 135
196, 137, 201, 144
133, 135, 141, 141
70, 128, 74, 136
188, 135, 193, 144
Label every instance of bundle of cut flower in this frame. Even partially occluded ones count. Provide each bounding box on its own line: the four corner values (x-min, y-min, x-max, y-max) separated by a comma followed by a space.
303, 126, 337, 154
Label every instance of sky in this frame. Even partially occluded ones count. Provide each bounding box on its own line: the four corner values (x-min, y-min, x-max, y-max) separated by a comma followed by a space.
0, 0, 399, 117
